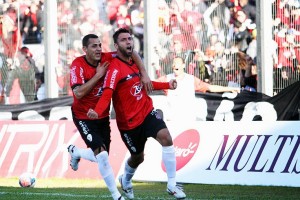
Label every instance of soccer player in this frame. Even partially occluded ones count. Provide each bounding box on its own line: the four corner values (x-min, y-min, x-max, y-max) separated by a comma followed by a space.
87, 28, 186, 200
68, 33, 152, 200
156, 56, 240, 121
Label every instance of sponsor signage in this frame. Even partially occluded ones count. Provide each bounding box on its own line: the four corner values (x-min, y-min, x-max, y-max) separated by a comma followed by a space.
0, 120, 299, 186
132, 121, 300, 187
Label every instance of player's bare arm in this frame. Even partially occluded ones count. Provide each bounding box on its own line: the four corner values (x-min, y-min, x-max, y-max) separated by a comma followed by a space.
132, 50, 153, 93
87, 88, 113, 119
73, 61, 109, 99
208, 85, 240, 93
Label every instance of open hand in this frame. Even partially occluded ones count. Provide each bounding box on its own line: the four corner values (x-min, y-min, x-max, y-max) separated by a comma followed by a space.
169, 79, 177, 90
96, 61, 109, 79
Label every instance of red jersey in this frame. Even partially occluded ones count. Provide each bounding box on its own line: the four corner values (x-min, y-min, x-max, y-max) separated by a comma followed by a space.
102, 57, 154, 130
70, 52, 115, 119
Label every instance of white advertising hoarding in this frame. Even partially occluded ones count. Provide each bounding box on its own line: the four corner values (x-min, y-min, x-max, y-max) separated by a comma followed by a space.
130, 121, 300, 187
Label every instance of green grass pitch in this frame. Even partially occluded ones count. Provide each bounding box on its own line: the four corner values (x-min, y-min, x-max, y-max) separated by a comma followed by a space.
0, 178, 300, 200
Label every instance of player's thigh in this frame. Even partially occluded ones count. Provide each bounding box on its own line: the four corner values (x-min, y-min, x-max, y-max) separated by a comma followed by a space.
73, 117, 111, 151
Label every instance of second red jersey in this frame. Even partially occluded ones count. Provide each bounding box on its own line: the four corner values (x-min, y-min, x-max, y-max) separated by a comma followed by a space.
70, 53, 115, 119
102, 57, 153, 130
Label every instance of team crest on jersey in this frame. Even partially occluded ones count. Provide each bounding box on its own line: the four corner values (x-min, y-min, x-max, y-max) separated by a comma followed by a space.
130, 82, 143, 100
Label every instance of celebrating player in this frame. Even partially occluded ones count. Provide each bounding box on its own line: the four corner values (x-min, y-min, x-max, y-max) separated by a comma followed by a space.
68, 33, 152, 200
87, 28, 186, 200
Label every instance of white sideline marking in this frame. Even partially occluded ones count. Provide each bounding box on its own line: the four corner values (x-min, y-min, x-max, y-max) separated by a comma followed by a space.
0, 192, 105, 198
0, 191, 182, 199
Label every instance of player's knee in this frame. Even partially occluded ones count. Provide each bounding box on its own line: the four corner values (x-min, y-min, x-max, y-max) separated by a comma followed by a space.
156, 129, 173, 146
131, 153, 144, 166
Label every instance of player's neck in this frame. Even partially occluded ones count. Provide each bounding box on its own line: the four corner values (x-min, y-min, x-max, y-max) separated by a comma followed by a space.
175, 72, 185, 79
117, 53, 131, 63
85, 56, 98, 66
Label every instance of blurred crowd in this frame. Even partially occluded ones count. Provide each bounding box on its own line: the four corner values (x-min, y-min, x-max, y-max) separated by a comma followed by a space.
0, 0, 44, 104
154, 0, 299, 92
1, 0, 300, 104
55, 0, 145, 95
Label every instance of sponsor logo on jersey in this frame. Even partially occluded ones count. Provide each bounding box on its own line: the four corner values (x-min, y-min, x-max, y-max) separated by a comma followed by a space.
109, 69, 118, 88
130, 82, 143, 100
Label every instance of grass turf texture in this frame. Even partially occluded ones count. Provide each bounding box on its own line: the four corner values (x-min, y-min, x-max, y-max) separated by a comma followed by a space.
0, 178, 300, 200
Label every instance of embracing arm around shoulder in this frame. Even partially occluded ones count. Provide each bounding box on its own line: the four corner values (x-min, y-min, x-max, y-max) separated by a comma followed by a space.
132, 51, 153, 93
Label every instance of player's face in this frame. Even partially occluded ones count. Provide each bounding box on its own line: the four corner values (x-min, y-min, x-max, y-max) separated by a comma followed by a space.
172, 58, 185, 76
84, 38, 102, 65
116, 33, 134, 58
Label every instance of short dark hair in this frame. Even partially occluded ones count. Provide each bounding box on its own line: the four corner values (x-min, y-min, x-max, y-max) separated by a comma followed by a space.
113, 28, 130, 43
82, 34, 98, 47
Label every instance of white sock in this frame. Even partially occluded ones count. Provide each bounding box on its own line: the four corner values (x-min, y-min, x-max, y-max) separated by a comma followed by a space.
162, 145, 176, 188
123, 160, 136, 187
77, 148, 96, 162
96, 151, 121, 199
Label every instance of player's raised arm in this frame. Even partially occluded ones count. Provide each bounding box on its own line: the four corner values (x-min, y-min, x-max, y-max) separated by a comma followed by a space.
132, 50, 153, 93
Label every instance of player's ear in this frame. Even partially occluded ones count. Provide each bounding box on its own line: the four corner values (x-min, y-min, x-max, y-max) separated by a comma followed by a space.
114, 43, 118, 50
82, 46, 87, 53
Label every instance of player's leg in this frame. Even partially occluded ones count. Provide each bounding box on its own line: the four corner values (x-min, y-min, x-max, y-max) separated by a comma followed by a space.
147, 110, 186, 199
71, 117, 123, 200
118, 153, 143, 200
118, 127, 146, 199
68, 118, 99, 170
93, 117, 123, 200
96, 150, 123, 200
156, 128, 186, 199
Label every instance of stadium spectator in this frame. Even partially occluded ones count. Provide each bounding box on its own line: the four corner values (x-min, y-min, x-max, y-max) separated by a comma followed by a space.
243, 56, 257, 92
4, 47, 38, 103
35, 72, 45, 100
203, 0, 230, 44
0, 52, 7, 104
87, 28, 186, 200
246, 28, 257, 59
238, 0, 256, 23
21, 2, 43, 44
0, 4, 22, 59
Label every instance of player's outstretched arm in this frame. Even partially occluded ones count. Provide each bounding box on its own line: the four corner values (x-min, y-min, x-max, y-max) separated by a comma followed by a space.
208, 85, 240, 93
151, 79, 177, 90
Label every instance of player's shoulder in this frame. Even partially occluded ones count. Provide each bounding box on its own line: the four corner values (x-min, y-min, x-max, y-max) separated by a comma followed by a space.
109, 56, 123, 66
71, 55, 85, 66
102, 51, 117, 61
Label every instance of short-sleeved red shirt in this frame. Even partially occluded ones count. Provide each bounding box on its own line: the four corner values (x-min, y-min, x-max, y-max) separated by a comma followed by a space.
70, 53, 115, 119
102, 57, 153, 130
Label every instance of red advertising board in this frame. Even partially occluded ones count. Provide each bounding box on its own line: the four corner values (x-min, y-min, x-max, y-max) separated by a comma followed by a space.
0, 120, 127, 179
